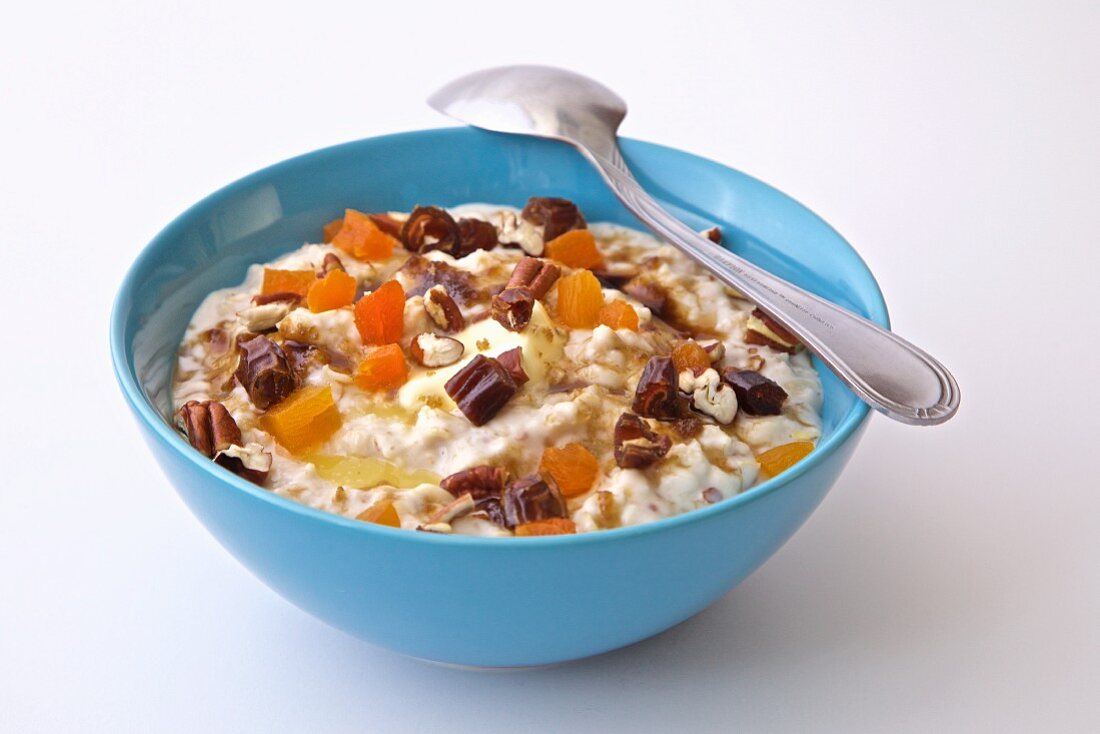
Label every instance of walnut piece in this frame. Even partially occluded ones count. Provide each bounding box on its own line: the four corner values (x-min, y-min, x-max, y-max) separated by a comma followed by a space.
679, 368, 738, 425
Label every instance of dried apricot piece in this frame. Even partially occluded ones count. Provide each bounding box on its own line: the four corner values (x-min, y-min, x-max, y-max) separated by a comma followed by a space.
514, 518, 577, 536
354, 280, 405, 345
306, 269, 357, 313
544, 229, 604, 269
555, 269, 603, 328
671, 340, 711, 375
357, 500, 400, 527
262, 268, 316, 297
322, 218, 344, 243
331, 209, 398, 261
260, 385, 342, 453
539, 443, 599, 498
355, 344, 409, 392
597, 300, 639, 331
756, 441, 814, 477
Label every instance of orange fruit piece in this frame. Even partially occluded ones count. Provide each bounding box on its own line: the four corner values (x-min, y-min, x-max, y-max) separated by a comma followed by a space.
354, 280, 405, 345
260, 385, 342, 453
357, 500, 401, 528
355, 344, 409, 392
544, 229, 604, 269
262, 268, 316, 297
756, 441, 814, 477
555, 269, 603, 328
322, 217, 344, 243
597, 300, 639, 331
539, 443, 599, 498
515, 518, 577, 536
306, 269, 357, 313
671, 340, 711, 375
331, 209, 398, 261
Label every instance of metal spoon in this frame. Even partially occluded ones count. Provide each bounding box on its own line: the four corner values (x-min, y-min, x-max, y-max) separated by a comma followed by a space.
429, 65, 959, 425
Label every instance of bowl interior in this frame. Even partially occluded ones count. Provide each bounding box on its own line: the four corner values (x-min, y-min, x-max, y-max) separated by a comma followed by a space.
112, 127, 887, 519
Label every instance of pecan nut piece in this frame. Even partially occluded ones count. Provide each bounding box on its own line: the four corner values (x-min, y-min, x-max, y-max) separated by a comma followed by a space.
495, 347, 529, 385
440, 465, 507, 500
521, 197, 587, 242
632, 355, 682, 420
622, 277, 668, 317
444, 354, 518, 426
400, 206, 459, 254
701, 226, 722, 244
455, 218, 499, 257
502, 475, 567, 528
505, 257, 560, 299
179, 400, 242, 457
474, 496, 509, 527
424, 284, 465, 332
409, 333, 465, 368
722, 369, 788, 415
491, 286, 535, 332
214, 443, 272, 485
235, 335, 296, 410
321, 252, 345, 274
745, 308, 799, 352
614, 413, 672, 469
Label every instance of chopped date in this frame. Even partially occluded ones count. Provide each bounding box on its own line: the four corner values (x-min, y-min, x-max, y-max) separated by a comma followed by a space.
722, 369, 788, 415
398, 256, 479, 305
455, 218, 499, 257
400, 206, 459, 254
491, 287, 535, 332
505, 257, 560, 299
474, 496, 508, 527
502, 475, 567, 528
521, 197, 587, 242
614, 413, 671, 469
444, 355, 518, 426
495, 347, 529, 385
234, 334, 296, 410
632, 355, 682, 420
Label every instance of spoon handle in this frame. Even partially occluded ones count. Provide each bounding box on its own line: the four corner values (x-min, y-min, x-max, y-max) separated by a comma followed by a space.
582, 149, 960, 425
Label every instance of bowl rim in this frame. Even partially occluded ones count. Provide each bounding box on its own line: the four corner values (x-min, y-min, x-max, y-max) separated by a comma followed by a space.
110, 126, 888, 547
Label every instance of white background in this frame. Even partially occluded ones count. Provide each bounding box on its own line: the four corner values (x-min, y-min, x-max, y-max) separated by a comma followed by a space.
2, 1, 1097, 731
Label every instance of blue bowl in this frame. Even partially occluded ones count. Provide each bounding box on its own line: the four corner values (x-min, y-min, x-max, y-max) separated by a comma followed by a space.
110, 127, 887, 667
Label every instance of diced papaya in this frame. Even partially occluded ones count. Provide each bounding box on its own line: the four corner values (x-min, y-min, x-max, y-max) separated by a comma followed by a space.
539, 443, 599, 498
331, 209, 398, 261
260, 385, 342, 453
544, 229, 604, 269
261, 268, 316, 297
322, 218, 344, 243
354, 344, 408, 392
756, 441, 814, 477
555, 269, 603, 328
354, 280, 405, 345
515, 518, 577, 536
357, 500, 401, 527
306, 269, 357, 313
671, 340, 711, 375
597, 300, 639, 331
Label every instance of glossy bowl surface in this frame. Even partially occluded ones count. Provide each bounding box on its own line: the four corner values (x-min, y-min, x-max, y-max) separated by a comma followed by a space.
110, 127, 887, 667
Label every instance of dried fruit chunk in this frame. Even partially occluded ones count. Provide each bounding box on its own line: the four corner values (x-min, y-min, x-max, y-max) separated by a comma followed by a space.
597, 300, 639, 331
260, 385, 342, 453
455, 218, 499, 256
722, 369, 788, 415
544, 229, 604, 269
322, 218, 344, 243
632, 356, 681, 420
555, 269, 603, 328
491, 287, 535, 332
505, 257, 560, 299
756, 441, 814, 477
502, 476, 567, 527
539, 443, 599, 498
444, 355, 518, 426
235, 335, 296, 410
614, 413, 671, 469
400, 206, 459, 254
357, 500, 401, 528
440, 465, 506, 500
262, 269, 316, 297
671, 341, 711, 376
474, 496, 508, 527
306, 269, 357, 313
331, 209, 399, 261
495, 347, 528, 385
354, 280, 405, 345
521, 197, 586, 242
745, 308, 799, 352
355, 344, 409, 391
515, 518, 577, 536
622, 277, 668, 316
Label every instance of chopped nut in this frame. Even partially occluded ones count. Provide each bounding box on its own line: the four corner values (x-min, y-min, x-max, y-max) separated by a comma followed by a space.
614, 413, 671, 469
622, 277, 668, 316
505, 257, 560, 299
178, 400, 241, 457
455, 218, 499, 257
701, 226, 722, 244
502, 475, 567, 528
495, 347, 529, 385
444, 355, 518, 426
418, 522, 453, 534
398, 256, 479, 305
745, 308, 799, 352
497, 211, 545, 255
409, 333, 465, 368
237, 301, 293, 332
491, 286, 535, 332
321, 252, 345, 274
214, 442, 272, 484
680, 368, 738, 425
521, 196, 587, 242
722, 369, 788, 415
201, 328, 229, 355
400, 205, 459, 254
700, 339, 725, 363
702, 487, 723, 503
234, 334, 296, 410
474, 496, 508, 527
594, 490, 622, 529
632, 356, 682, 420
426, 492, 476, 524
252, 291, 302, 306
440, 465, 507, 499
424, 285, 466, 332
672, 416, 704, 439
